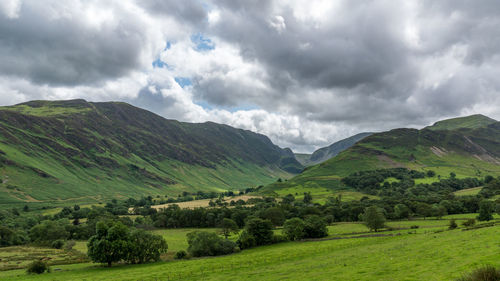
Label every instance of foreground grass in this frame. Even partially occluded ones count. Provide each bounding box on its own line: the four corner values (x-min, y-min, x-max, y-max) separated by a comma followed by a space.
2, 224, 499, 280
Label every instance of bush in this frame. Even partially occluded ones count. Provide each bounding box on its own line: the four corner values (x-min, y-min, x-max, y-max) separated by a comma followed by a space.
283, 218, 306, 241
238, 218, 273, 248
65, 240, 76, 251
410, 225, 419, 229
271, 234, 289, 244
26, 260, 49, 274
456, 265, 500, 281
187, 231, 236, 257
237, 230, 256, 249
174, 250, 188, 260
51, 239, 64, 249
462, 219, 476, 227
304, 215, 328, 238
449, 219, 458, 230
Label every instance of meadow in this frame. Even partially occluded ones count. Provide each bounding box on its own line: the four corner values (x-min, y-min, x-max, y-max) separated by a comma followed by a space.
1, 217, 498, 280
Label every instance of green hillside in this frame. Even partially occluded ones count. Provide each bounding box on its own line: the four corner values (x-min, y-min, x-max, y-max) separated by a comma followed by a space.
0, 100, 302, 207
426, 114, 497, 131
262, 115, 500, 198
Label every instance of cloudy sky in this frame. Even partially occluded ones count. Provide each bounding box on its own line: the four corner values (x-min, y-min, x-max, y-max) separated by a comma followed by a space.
1, 0, 499, 153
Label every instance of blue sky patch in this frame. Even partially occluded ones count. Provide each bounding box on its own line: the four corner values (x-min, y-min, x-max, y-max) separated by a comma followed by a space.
191, 33, 215, 51
175, 77, 192, 88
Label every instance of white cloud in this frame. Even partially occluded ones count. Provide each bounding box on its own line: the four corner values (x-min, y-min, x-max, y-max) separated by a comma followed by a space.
0, 0, 499, 153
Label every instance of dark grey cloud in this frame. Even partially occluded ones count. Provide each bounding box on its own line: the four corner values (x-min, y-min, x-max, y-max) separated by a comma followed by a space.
140, 0, 207, 25
0, 1, 149, 86
1, 0, 500, 152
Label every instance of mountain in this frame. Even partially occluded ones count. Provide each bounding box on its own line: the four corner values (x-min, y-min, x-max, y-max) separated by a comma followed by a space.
262, 115, 500, 196
426, 114, 497, 131
297, 133, 373, 166
0, 100, 302, 206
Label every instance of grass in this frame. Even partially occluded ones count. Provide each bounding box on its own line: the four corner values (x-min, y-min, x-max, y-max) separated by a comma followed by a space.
0, 246, 87, 271
1, 223, 500, 280
150, 195, 261, 210
454, 187, 483, 196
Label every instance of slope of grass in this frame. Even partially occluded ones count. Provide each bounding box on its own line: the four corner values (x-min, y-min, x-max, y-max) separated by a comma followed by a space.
262, 119, 500, 196
0, 100, 300, 208
2, 224, 499, 280
427, 114, 497, 131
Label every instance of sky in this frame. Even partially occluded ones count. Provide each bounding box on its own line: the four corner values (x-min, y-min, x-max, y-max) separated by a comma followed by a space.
0, 0, 499, 153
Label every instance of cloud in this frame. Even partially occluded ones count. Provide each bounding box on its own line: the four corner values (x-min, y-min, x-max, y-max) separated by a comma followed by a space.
0, 0, 499, 153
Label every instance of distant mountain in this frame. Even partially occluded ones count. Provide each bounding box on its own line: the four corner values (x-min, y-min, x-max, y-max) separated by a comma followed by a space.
262, 115, 500, 195
0, 100, 302, 206
300, 133, 373, 166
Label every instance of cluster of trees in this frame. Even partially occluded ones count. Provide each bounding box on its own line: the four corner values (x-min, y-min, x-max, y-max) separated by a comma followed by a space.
87, 221, 167, 267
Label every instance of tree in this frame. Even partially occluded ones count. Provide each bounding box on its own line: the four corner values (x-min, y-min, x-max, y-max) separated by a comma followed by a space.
186, 231, 236, 257
283, 218, 305, 241
303, 192, 312, 204
29, 220, 69, 244
87, 221, 130, 267
426, 170, 436, 177
394, 204, 410, 219
415, 202, 432, 219
262, 207, 285, 226
363, 206, 386, 232
477, 200, 495, 221
220, 218, 239, 239
431, 204, 447, 219
303, 215, 328, 238
238, 218, 273, 248
127, 229, 167, 264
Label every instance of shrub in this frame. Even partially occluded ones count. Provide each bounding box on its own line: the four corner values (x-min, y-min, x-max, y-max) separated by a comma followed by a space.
187, 231, 236, 257
449, 219, 458, 230
271, 234, 289, 244
51, 239, 64, 249
456, 265, 500, 281
283, 218, 306, 241
303, 215, 328, 238
462, 219, 476, 227
238, 218, 273, 248
65, 240, 76, 251
26, 260, 49, 274
410, 225, 419, 229
174, 250, 188, 260
237, 230, 256, 249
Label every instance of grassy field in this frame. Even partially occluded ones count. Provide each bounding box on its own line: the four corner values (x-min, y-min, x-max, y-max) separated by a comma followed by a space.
453, 187, 483, 196
150, 195, 261, 210
0, 246, 87, 271
1, 221, 499, 280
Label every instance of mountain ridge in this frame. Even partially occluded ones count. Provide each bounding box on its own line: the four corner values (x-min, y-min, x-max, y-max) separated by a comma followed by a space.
0, 99, 302, 206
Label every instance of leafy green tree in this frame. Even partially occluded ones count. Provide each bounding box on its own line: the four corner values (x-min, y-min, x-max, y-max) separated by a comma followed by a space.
363, 206, 386, 232
126, 229, 167, 264
431, 204, 447, 219
426, 170, 436, 177
29, 220, 69, 244
187, 231, 236, 257
394, 204, 410, 219
238, 218, 273, 248
304, 215, 328, 238
220, 218, 239, 239
87, 221, 130, 267
281, 194, 295, 205
303, 192, 312, 204
477, 200, 495, 221
283, 218, 305, 241
262, 207, 285, 226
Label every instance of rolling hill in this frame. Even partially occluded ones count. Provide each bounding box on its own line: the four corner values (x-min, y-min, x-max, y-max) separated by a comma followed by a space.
0, 100, 302, 206
262, 114, 500, 198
